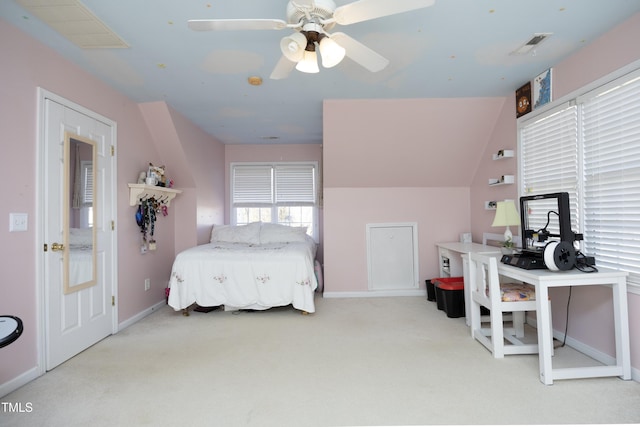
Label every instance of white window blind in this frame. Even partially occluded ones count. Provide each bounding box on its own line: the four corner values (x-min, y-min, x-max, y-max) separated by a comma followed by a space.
581, 73, 640, 286
232, 163, 316, 205
519, 68, 640, 290
232, 165, 273, 205
231, 162, 318, 239
275, 164, 316, 204
520, 104, 580, 233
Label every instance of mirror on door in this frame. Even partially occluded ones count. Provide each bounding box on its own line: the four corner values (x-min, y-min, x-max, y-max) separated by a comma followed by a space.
63, 132, 97, 293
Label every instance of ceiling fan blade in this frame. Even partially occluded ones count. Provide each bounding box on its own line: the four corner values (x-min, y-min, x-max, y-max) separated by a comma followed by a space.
333, 0, 435, 25
330, 32, 389, 72
188, 19, 288, 31
270, 56, 297, 80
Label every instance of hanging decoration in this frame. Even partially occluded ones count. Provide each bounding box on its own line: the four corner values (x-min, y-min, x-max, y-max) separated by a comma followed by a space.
135, 196, 170, 252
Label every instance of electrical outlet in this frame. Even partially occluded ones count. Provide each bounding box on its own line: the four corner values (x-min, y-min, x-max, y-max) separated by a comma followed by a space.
144, 278, 150, 291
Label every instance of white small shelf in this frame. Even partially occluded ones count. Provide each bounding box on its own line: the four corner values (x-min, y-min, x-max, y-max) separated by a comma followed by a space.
485, 201, 497, 210
128, 184, 181, 206
488, 175, 514, 186
492, 149, 514, 160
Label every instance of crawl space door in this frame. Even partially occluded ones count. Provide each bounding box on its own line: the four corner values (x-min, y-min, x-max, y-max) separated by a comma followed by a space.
367, 223, 419, 291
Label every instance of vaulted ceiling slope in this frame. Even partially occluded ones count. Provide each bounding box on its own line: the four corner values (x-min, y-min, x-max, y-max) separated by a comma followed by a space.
2, 0, 640, 144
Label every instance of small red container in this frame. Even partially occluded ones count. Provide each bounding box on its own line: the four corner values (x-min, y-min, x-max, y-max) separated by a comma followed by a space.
433, 277, 465, 318
432, 277, 462, 310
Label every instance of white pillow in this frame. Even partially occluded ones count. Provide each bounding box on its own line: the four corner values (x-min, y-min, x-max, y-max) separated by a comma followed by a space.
210, 222, 261, 244
260, 223, 308, 243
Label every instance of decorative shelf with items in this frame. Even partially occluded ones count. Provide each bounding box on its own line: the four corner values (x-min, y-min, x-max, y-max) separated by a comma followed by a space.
129, 163, 181, 254
492, 149, 514, 160
127, 184, 181, 206
488, 175, 514, 186
484, 201, 498, 210
488, 148, 515, 188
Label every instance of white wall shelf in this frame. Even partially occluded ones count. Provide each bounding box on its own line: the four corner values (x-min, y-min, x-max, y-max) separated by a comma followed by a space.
488, 175, 514, 186
493, 149, 514, 160
128, 183, 181, 206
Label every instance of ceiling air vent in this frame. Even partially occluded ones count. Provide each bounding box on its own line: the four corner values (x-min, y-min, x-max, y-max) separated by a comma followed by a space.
16, 0, 129, 49
510, 33, 552, 56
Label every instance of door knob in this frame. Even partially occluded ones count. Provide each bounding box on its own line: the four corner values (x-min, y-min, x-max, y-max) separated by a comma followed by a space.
51, 242, 65, 252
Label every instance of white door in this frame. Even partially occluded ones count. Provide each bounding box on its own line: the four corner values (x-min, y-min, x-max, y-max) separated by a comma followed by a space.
42, 94, 116, 370
367, 223, 419, 291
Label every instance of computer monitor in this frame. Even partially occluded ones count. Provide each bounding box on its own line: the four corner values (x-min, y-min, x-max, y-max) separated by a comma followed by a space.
520, 192, 579, 254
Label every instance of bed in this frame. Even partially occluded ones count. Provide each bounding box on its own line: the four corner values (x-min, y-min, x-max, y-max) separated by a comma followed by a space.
167, 222, 319, 315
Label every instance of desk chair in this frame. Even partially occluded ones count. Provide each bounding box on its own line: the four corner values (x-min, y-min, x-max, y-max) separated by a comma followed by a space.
469, 252, 543, 358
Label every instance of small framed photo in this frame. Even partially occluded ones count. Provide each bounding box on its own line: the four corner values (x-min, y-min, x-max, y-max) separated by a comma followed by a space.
515, 81, 532, 118
533, 68, 552, 109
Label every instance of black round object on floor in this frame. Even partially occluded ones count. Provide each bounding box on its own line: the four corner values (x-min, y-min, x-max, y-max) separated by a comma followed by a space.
0, 316, 23, 348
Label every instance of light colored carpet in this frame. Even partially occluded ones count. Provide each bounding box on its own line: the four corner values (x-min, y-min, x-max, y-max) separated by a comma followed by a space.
3, 296, 640, 426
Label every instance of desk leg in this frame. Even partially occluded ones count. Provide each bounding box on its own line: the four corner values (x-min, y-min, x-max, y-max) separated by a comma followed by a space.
536, 284, 553, 385
612, 279, 632, 380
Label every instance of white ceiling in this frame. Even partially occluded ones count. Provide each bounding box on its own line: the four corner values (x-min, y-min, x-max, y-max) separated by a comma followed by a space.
3, 0, 640, 145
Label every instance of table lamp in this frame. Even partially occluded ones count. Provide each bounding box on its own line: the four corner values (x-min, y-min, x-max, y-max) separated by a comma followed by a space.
492, 200, 521, 244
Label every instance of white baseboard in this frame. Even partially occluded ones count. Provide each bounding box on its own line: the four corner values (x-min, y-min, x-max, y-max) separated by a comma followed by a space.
323, 289, 427, 298
0, 366, 41, 399
118, 300, 166, 331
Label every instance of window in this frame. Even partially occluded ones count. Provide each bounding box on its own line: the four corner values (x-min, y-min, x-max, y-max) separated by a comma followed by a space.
81, 160, 93, 204
519, 68, 640, 290
77, 160, 93, 228
231, 162, 318, 239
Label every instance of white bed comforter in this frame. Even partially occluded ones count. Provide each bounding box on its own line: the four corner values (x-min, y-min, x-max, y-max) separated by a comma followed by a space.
167, 239, 318, 313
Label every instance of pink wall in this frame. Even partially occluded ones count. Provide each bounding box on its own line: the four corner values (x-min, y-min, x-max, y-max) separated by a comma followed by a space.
0, 18, 224, 390
322, 97, 505, 293
468, 13, 640, 372
324, 187, 470, 292
323, 98, 505, 188
140, 102, 226, 252
469, 100, 518, 243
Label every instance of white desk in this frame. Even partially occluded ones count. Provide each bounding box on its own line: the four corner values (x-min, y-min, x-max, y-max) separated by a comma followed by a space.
497, 263, 631, 385
436, 242, 501, 324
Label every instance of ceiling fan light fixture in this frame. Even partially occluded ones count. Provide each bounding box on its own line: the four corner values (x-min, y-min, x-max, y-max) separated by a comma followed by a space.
280, 32, 307, 62
296, 50, 320, 73
319, 36, 346, 68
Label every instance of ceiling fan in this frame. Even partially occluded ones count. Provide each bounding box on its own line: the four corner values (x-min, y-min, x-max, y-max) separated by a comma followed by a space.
188, 0, 435, 79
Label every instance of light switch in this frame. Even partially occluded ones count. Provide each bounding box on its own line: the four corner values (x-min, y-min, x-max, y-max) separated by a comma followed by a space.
9, 213, 28, 232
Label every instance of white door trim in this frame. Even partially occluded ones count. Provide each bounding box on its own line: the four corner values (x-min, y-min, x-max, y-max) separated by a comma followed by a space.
36, 88, 118, 375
